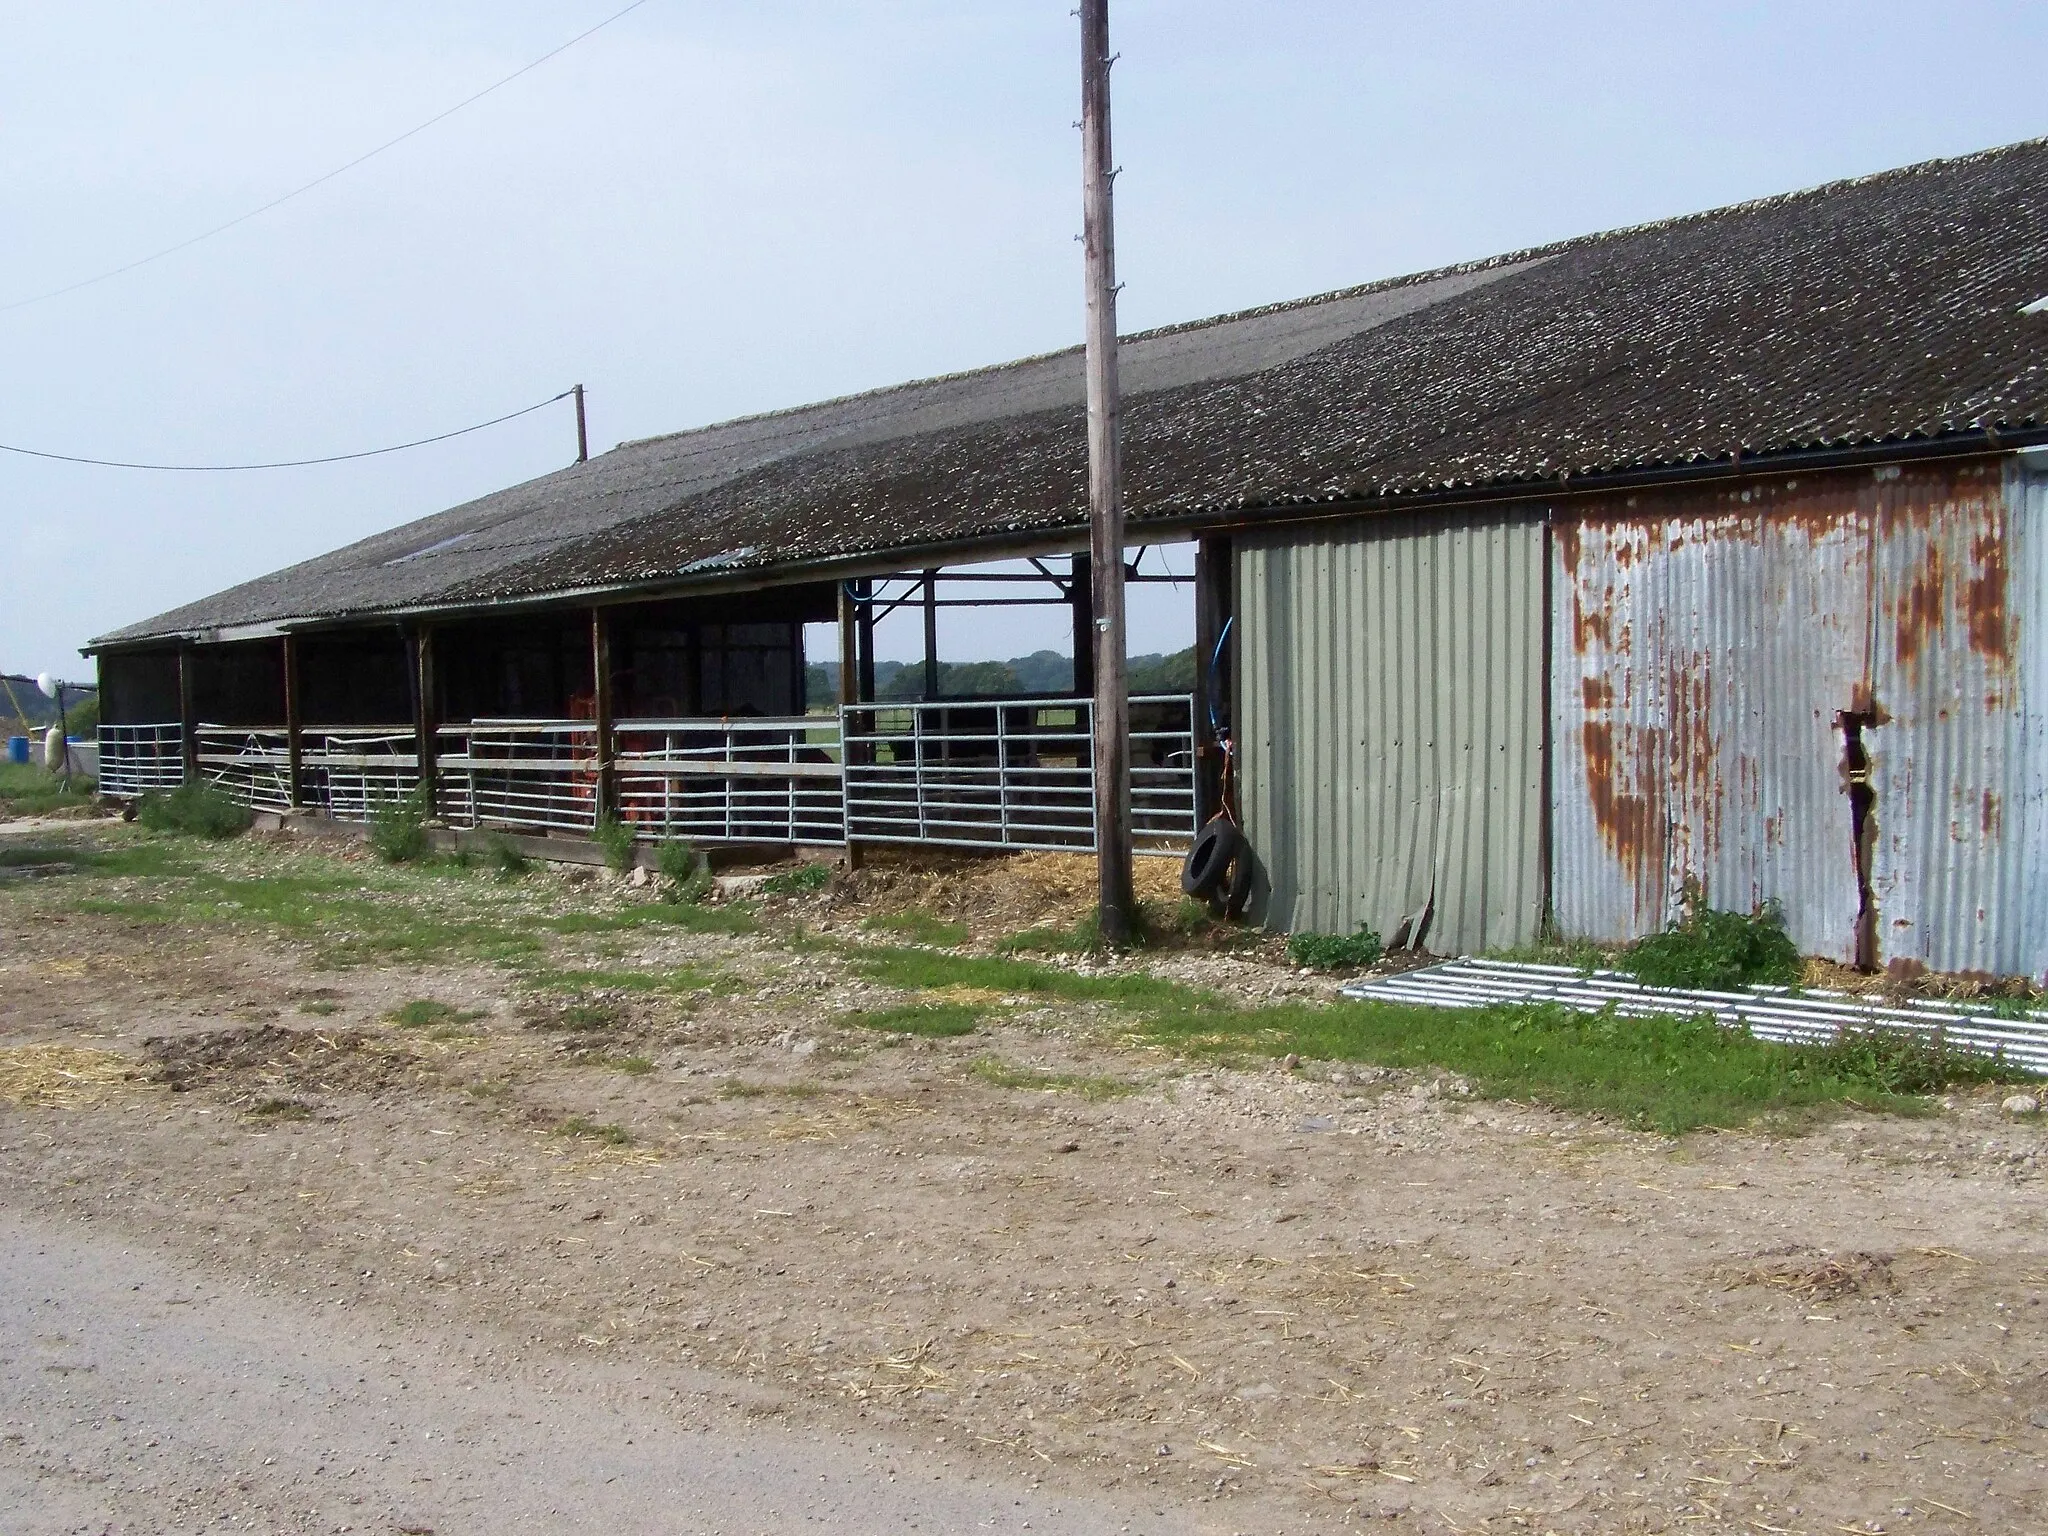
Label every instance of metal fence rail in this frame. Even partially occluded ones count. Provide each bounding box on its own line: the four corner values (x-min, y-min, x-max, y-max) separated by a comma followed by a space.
437, 720, 599, 834
97, 723, 185, 798
615, 716, 844, 845
195, 726, 294, 813
302, 726, 420, 822
839, 693, 1197, 854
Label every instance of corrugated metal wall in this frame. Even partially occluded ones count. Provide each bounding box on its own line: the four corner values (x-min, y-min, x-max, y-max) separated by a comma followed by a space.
1237, 509, 1544, 954
1553, 457, 2048, 975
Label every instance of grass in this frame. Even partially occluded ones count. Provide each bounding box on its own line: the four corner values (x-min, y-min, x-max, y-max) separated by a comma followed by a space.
969, 1057, 1136, 1101
603, 1055, 655, 1075
554, 1114, 632, 1146
0, 761, 97, 817
1132, 995, 2021, 1134
387, 998, 485, 1033
655, 838, 711, 903
368, 785, 431, 863
846, 943, 1212, 1014
844, 1001, 983, 1037
550, 902, 757, 937
245, 1097, 313, 1121
997, 899, 1250, 956
761, 862, 832, 896
861, 909, 969, 948
520, 963, 735, 996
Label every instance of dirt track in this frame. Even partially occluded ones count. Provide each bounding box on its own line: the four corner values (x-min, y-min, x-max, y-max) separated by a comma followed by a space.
2, 829, 2046, 1533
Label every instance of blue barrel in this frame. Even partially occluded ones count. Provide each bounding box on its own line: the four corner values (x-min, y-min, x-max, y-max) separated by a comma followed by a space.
5, 736, 27, 764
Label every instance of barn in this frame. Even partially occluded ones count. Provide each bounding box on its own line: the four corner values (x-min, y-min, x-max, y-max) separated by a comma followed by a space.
92, 139, 2048, 975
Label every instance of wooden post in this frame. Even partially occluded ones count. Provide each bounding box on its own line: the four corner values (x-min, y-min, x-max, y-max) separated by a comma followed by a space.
590, 608, 615, 826
573, 383, 589, 464
837, 580, 863, 869
1070, 552, 1094, 697
177, 645, 199, 785
1080, 0, 1133, 943
412, 626, 437, 806
922, 569, 940, 700
282, 633, 304, 810
1192, 536, 1232, 823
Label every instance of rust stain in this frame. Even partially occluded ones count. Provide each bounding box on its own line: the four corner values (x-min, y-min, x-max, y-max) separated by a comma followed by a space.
1581, 676, 1613, 709
1580, 718, 1668, 919
1980, 789, 2002, 840
1963, 529, 2012, 665
1893, 541, 1946, 668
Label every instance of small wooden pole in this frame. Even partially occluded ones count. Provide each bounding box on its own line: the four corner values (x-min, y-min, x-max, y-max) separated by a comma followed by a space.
412, 626, 438, 805
573, 383, 589, 464
856, 580, 877, 703
177, 645, 199, 784
1080, 0, 1134, 943
590, 607, 615, 826
282, 633, 304, 810
922, 569, 941, 699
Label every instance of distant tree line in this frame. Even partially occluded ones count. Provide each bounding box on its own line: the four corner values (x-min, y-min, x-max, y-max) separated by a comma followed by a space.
805, 647, 1195, 708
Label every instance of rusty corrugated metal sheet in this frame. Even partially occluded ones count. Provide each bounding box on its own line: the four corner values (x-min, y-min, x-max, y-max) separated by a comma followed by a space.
1554, 456, 2042, 975
1237, 509, 1543, 953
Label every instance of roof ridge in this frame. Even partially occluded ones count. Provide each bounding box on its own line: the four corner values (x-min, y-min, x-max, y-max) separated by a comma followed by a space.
612, 136, 2048, 458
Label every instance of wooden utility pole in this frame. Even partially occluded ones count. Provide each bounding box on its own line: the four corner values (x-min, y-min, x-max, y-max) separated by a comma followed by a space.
573, 384, 589, 464
1080, 0, 1134, 942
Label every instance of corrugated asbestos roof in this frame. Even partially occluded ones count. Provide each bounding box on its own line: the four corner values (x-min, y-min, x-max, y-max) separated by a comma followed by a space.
99, 138, 2048, 647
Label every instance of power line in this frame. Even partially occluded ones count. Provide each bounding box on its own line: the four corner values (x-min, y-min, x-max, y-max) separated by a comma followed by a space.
1, 0, 654, 315
0, 389, 576, 471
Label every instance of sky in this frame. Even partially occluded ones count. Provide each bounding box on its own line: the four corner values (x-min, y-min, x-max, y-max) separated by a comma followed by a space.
3, 0, 2045, 680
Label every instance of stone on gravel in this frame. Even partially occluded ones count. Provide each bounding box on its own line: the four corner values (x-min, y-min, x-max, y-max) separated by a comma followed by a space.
2002, 1094, 2041, 1116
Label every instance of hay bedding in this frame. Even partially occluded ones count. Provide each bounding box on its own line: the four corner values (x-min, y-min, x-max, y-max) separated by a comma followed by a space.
0, 1044, 136, 1107
832, 849, 1186, 934
143, 1024, 433, 1098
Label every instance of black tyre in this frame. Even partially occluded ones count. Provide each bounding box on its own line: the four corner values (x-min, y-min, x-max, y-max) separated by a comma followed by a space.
1181, 818, 1243, 897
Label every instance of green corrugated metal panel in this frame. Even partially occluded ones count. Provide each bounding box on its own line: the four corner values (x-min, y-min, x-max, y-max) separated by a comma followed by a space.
1237, 509, 1545, 953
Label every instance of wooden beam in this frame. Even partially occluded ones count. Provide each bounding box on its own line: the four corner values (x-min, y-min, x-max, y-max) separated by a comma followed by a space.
177, 646, 198, 784
1080, 0, 1133, 943
590, 608, 615, 825
282, 633, 304, 809
413, 626, 437, 804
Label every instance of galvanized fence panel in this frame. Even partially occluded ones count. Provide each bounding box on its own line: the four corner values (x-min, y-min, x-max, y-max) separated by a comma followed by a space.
614, 716, 845, 846
840, 694, 1196, 854
302, 727, 420, 823
436, 720, 598, 834
194, 726, 294, 814
97, 724, 184, 798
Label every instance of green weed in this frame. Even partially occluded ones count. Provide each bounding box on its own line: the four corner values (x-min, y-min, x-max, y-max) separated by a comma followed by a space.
845, 1002, 982, 1037
592, 815, 636, 875
137, 781, 250, 839
476, 832, 529, 877
847, 944, 1211, 1014
654, 838, 712, 903
367, 785, 432, 864
604, 1055, 656, 1075
521, 964, 733, 996
1286, 926, 1384, 971
1624, 884, 1801, 991
387, 999, 485, 1034
245, 1097, 314, 1121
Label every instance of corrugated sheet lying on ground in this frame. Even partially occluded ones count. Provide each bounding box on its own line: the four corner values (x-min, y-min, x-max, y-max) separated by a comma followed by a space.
1237, 509, 1543, 955
102, 138, 2048, 645
1552, 458, 2048, 976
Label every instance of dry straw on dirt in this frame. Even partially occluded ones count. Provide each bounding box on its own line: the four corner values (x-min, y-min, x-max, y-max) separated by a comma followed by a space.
1721, 1247, 1896, 1300
0, 1044, 137, 1107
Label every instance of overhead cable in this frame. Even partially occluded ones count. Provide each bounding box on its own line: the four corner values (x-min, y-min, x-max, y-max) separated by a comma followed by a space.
0, 389, 575, 471
1, 0, 654, 315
